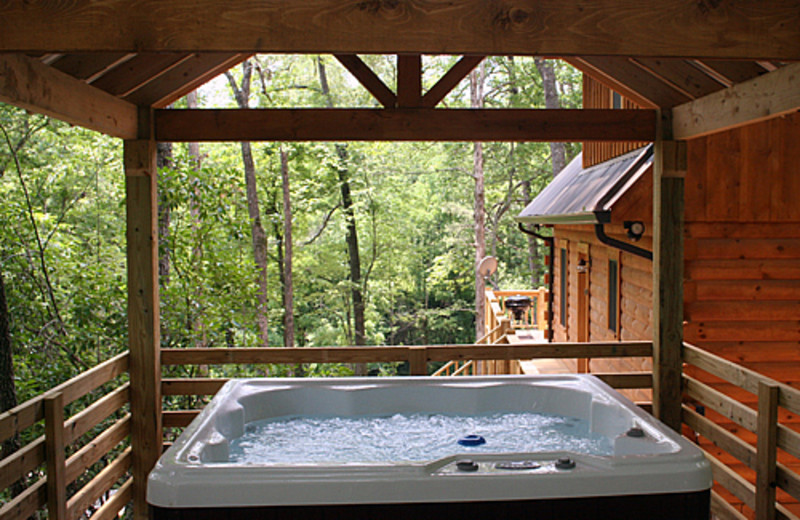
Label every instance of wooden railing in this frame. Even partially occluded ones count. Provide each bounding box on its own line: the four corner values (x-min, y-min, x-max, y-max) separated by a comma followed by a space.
682, 342, 800, 520
160, 341, 653, 434
0, 352, 131, 520
486, 288, 548, 332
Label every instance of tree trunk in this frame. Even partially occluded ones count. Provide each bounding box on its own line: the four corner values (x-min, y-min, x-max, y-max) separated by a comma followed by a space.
0, 264, 24, 497
280, 148, 295, 350
185, 91, 207, 351
317, 57, 367, 360
226, 62, 270, 348
471, 62, 487, 343
535, 58, 567, 176
156, 142, 173, 283
521, 180, 540, 288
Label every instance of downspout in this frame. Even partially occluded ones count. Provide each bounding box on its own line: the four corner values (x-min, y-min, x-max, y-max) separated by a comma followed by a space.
517, 223, 554, 342
593, 222, 653, 261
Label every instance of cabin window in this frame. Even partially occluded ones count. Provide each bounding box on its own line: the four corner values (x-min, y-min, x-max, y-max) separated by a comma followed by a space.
611, 91, 623, 109
560, 248, 567, 325
608, 259, 619, 333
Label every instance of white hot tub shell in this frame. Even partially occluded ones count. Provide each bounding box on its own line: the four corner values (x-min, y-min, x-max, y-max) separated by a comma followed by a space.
148, 375, 711, 519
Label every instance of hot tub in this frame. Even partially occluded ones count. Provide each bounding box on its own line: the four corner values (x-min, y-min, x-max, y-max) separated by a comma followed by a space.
148, 375, 711, 519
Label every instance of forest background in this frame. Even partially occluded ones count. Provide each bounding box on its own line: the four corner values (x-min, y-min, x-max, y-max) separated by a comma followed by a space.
0, 55, 581, 410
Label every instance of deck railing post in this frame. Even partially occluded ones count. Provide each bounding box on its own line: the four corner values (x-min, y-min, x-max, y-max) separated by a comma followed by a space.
44, 392, 66, 520
756, 381, 779, 520
408, 347, 428, 376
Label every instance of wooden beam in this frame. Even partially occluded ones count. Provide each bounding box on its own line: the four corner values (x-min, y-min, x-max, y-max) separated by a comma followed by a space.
124, 53, 250, 108
0, 53, 137, 138
50, 53, 135, 82
631, 58, 726, 100
90, 53, 194, 97
568, 56, 692, 108
154, 108, 657, 142
396, 54, 422, 108
756, 382, 779, 520
124, 112, 161, 520
652, 114, 686, 432
672, 62, 800, 140
2, 1, 799, 60
692, 60, 767, 87
421, 55, 485, 108
334, 54, 396, 108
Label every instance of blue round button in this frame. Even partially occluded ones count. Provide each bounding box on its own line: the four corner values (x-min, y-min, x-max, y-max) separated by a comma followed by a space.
458, 434, 486, 447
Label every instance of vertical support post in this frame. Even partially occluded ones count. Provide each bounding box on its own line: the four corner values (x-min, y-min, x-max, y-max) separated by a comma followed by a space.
652, 109, 687, 432
125, 107, 161, 520
44, 392, 66, 520
396, 54, 422, 108
756, 382, 779, 520
408, 347, 428, 376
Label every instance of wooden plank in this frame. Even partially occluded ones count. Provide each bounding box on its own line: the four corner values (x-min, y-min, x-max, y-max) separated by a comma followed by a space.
652, 135, 685, 431
396, 55, 422, 107
63, 383, 130, 446
632, 58, 726, 99
592, 372, 652, 389
3, 1, 799, 59
777, 465, 800, 503
44, 393, 66, 520
124, 53, 250, 108
686, 301, 800, 322
674, 63, 800, 140
569, 56, 691, 108
711, 489, 750, 520
161, 378, 228, 396
334, 54, 396, 108
162, 410, 199, 428
693, 60, 768, 87
421, 55, 484, 108
90, 477, 132, 520
683, 374, 758, 432
685, 321, 800, 344
704, 130, 740, 221
686, 259, 800, 281
0, 436, 44, 491
408, 346, 428, 375
50, 53, 135, 82
160, 341, 653, 365
0, 478, 47, 520
154, 107, 657, 142
124, 134, 161, 520
695, 280, 800, 301
683, 404, 756, 469
0, 351, 128, 444
90, 53, 193, 97
757, 382, 780, 520
65, 414, 130, 484
66, 447, 131, 520
686, 238, 800, 260
0, 54, 137, 139
708, 450, 757, 510
683, 343, 800, 417
685, 222, 800, 240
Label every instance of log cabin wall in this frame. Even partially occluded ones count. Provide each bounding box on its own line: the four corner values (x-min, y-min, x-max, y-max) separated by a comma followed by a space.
683, 111, 800, 389
582, 75, 649, 168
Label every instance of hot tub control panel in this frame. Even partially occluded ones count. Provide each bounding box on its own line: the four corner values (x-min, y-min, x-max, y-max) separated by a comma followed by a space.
436, 456, 594, 476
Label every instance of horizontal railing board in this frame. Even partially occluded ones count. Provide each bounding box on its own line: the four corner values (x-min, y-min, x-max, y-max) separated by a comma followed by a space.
161, 342, 653, 365
162, 410, 199, 428
710, 489, 749, 520
683, 404, 757, 469
90, 477, 132, 520
0, 435, 44, 491
684, 375, 758, 432
65, 414, 130, 485
162, 378, 228, 395
63, 383, 129, 446
707, 450, 757, 511
0, 478, 46, 520
66, 447, 131, 520
592, 372, 652, 389
0, 351, 128, 444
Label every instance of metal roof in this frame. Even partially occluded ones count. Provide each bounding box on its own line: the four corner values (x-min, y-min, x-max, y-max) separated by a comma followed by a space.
516, 145, 653, 225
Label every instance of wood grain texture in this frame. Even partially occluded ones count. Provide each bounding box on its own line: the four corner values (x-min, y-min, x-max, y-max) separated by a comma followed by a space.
674, 63, 800, 140
44, 393, 66, 520
756, 382, 779, 520
2, 1, 798, 59
153, 108, 657, 142
0, 54, 137, 138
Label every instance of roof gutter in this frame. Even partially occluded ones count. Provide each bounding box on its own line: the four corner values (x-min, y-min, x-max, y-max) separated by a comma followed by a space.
593, 212, 652, 261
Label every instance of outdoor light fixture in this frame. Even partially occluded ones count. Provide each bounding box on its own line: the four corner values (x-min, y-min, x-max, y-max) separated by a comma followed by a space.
624, 221, 645, 242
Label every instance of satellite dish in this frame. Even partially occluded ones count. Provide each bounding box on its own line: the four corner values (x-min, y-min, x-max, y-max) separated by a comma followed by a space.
477, 256, 498, 277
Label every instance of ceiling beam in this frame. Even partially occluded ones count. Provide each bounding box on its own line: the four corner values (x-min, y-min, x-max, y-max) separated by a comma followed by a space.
421, 56, 485, 108
567, 57, 692, 108
334, 55, 396, 108
154, 108, 656, 142
0, 53, 137, 139
1, 1, 798, 60
124, 53, 250, 108
631, 58, 726, 100
90, 53, 194, 97
50, 53, 135, 82
673, 62, 800, 140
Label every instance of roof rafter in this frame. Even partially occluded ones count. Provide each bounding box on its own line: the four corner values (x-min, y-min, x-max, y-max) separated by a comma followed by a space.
421, 56, 485, 108
0, 53, 137, 139
396, 55, 422, 108
2, 1, 798, 60
672, 62, 800, 140
153, 108, 656, 142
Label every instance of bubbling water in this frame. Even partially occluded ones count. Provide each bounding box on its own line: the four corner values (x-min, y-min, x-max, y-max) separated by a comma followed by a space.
227, 412, 613, 464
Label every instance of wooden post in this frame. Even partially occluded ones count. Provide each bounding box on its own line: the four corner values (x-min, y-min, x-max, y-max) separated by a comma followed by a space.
125, 107, 162, 520
756, 382, 779, 520
408, 347, 428, 376
44, 392, 66, 520
652, 109, 686, 432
